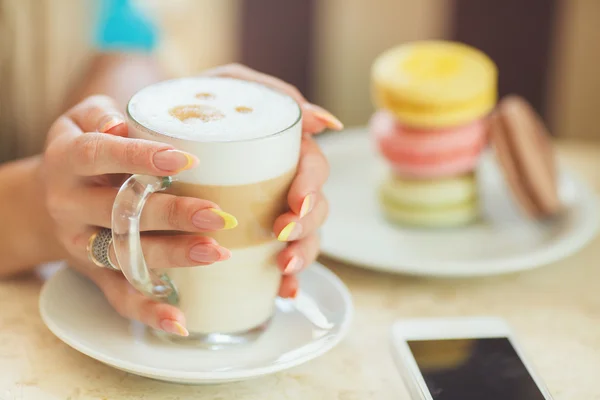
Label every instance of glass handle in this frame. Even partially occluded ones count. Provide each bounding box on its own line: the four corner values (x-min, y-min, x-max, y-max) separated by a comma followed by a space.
111, 174, 179, 305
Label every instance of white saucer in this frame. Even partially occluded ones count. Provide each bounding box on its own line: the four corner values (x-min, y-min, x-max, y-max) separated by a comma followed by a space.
318, 128, 599, 278
39, 263, 353, 384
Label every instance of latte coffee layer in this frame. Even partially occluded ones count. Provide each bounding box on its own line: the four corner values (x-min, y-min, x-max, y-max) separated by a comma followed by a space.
167, 168, 296, 249
126, 77, 302, 337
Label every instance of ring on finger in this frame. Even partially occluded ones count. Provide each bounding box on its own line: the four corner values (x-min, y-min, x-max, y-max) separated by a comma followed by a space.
87, 228, 120, 271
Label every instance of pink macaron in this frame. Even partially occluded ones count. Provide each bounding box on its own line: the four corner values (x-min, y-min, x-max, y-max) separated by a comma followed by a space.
370, 110, 488, 178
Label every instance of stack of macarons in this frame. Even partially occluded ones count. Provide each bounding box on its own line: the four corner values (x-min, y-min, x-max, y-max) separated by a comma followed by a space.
370, 40, 498, 228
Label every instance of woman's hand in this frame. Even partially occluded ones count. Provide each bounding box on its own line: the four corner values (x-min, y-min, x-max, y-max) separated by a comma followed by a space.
41, 65, 341, 336
41, 95, 236, 336
274, 133, 331, 297
202, 64, 342, 298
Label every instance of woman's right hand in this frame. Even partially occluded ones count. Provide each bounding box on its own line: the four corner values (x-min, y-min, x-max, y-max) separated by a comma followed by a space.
41, 95, 236, 336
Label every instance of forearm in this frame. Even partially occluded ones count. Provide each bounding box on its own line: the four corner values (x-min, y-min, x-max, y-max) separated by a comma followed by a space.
0, 156, 65, 277
0, 53, 164, 277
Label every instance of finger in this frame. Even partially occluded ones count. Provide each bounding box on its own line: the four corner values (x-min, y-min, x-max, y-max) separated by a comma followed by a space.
47, 95, 199, 177
301, 104, 344, 134
67, 95, 128, 136
67, 133, 198, 176
203, 64, 308, 104
277, 234, 320, 275
288, 134, 329, 216
68, 259, 188, 335
275, 193, 328, 242
98, 271, 188, 335
45, 95, 125, 145
278, 275, 299, 298
111, 234, 231, 269
203, 64, 342, 133
69, 229, 230, 269
62, 187, 237, 232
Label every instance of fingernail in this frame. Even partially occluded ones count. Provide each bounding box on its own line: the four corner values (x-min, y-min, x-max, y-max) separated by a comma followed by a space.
99, 115, 125, 133
278, 221, 302, 242
299, 193, 315, 218
305, 104, 344, 130
289, 287, 299, 299
159, 319, 189, 336
153, 149, 197, 173
189, 244, 222, 263
201, 208, 238, 230
284, 256, 304, 274
218, 246, 232, 261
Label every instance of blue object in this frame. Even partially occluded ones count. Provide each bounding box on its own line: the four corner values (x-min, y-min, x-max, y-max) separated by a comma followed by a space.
95, 0, 158, 52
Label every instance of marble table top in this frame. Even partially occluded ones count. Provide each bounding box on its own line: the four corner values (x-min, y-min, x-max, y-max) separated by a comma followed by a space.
0, 139, 598, 399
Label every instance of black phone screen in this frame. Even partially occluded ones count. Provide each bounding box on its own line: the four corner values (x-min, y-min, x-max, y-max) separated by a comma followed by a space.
407, 338, 547, 400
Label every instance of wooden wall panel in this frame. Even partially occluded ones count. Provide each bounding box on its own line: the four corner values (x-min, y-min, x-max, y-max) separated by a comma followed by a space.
451, 0, 558, 122
146, 0, 240, 77
548, 0, 600, 139
240, 0, 315, 99
312, 0, 451, 127
146, 0, 600, 140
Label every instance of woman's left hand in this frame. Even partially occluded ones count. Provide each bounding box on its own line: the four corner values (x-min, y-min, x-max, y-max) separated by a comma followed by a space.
203, 64, 343, 298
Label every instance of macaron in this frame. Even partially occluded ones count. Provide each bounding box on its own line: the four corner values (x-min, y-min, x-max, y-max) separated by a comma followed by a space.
490, 95, 562, 219
371, 40, 497, 129
379, 173, 479, 228
370, 109, 488, 179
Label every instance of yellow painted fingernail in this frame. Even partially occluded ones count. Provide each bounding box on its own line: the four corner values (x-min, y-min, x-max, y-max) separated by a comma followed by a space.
182, 153, 196, 171
154, 150, 198, 173
315, 111, 344, 130
209, 208, 238, 230
172, 321, 189, 336
299, 193, 314, 218
159, 319, 189, 337
172, 153, 198, 173
278, 221, 301, 241
305, 104, 344, 130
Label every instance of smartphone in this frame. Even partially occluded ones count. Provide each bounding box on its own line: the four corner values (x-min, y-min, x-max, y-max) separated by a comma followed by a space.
391, 317, 553, 400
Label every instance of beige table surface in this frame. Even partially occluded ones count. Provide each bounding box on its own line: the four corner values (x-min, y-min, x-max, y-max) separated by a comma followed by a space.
0, 140, 599, 400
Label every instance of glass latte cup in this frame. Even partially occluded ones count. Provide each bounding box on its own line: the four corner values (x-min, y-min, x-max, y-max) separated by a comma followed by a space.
111, 77, 301, 347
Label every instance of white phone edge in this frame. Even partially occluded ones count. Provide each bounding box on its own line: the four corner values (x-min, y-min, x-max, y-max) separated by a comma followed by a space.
390, 316, 554, 400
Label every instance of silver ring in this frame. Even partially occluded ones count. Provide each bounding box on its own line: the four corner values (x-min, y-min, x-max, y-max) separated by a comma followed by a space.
87, 228, 120, 271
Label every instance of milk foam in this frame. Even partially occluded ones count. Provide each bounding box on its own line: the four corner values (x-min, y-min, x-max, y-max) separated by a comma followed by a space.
128, 77, 300, 141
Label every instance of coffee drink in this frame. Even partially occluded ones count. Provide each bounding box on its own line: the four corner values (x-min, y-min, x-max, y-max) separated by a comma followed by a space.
124, 77, 301, 343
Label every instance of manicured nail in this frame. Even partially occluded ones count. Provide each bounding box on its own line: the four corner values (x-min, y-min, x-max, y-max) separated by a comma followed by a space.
305, 104, 344, 130
299, 193, 315, 218
99, 115, 125, 133
278, 221, 302, 241
192, 208, 238, 230
189, 244, 223, 263
218, 246, 232, 260
159, 319, 189, 336
204, 208, 238, 230
153, 149, 197, 173
284, 256, 304, 274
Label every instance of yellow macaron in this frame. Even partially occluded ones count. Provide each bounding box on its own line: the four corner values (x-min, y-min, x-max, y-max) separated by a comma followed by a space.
371, 40, 497, 128
379, 173, 480, 228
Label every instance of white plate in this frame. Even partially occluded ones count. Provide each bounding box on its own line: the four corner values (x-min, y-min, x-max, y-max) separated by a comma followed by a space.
318, 128, 599, 277
39, 263, 353, 384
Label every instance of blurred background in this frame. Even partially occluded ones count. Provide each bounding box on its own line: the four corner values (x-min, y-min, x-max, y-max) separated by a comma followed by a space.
145, 0, 599, 140
2, 0, 599, 149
